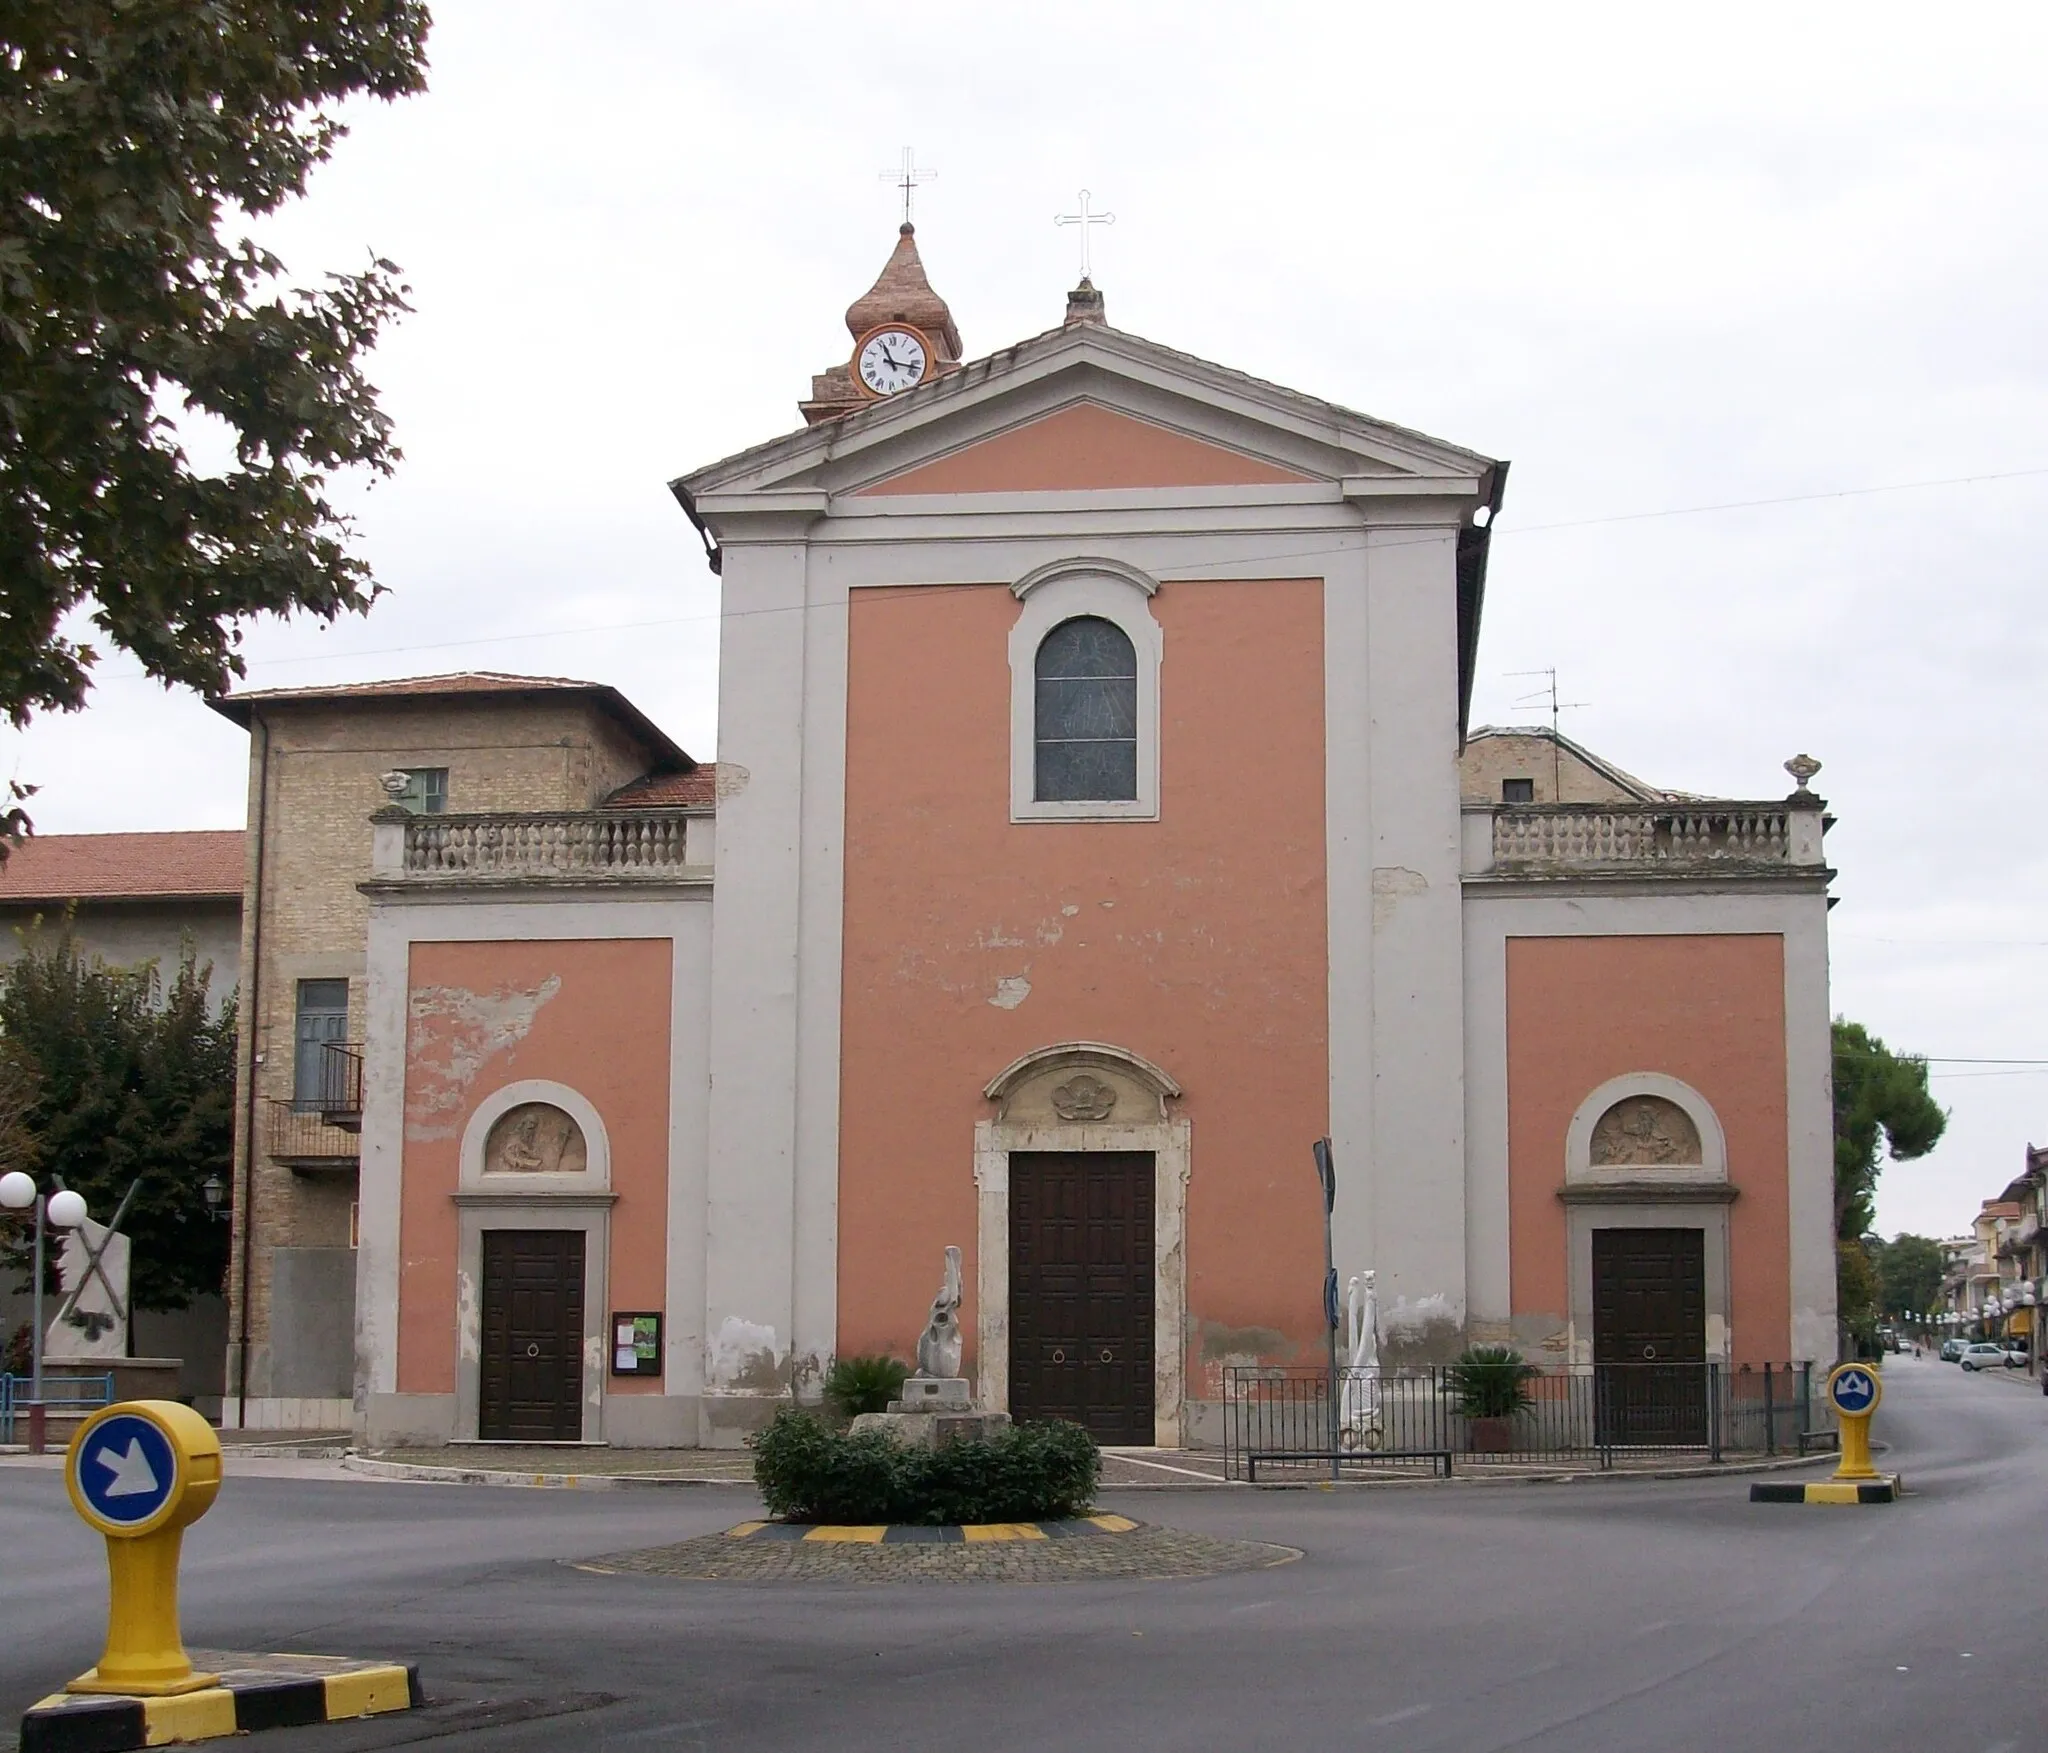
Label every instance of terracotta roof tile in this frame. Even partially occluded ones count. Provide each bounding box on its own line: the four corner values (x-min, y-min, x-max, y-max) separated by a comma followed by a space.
221, 671, 607, 707
605, 767, 716, 809
0, 830, 245, 903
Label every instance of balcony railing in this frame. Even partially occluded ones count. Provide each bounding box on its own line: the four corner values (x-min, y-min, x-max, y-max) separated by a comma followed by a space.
265, 1100, 359, 1168
295, 1041, 363, 1132
1470, 802, 1825, 877
380, 808, 705, 882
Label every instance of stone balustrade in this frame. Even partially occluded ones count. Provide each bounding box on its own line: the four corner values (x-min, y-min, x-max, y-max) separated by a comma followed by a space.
372, 808, 710, 882
1465, 801, 1827, 877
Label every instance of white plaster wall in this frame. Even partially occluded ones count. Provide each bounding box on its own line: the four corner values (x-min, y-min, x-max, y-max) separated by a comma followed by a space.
704, 534, 810, 1431
1460, 883, 1836, 1360
1361, 523, 1471, 1354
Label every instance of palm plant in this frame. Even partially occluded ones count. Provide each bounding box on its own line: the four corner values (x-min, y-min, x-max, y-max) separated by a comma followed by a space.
1445, 1345, 1541, 1419
822, 1354, 911, 1419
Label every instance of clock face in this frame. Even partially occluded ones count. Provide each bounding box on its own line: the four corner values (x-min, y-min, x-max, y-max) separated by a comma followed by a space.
856, 326, 929, 396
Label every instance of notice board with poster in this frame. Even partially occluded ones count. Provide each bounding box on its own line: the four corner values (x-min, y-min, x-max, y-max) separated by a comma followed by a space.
611, 1311, 662, 1377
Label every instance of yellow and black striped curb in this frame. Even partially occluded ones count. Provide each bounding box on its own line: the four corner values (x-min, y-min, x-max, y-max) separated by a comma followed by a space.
20, 1655, 419, 1753
724, 1513, 1140, 1544
1750, 1474, 1903, 1505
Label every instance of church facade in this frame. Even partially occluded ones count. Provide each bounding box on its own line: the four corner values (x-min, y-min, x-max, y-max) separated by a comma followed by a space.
347, 229, 1837, 1449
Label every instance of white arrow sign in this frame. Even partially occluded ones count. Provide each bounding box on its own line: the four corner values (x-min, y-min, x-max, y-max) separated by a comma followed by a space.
96, 1437, 161, 1499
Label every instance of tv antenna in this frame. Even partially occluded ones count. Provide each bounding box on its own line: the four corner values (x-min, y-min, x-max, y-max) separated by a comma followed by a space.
1507, 667, 1590, 800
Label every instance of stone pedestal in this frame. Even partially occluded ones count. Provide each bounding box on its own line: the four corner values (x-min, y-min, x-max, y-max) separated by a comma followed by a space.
846, 1376, 1006, 1447
848, 1408, 1012, 1448
891, 1377, 972, 1412
46, 1357, 184, 1405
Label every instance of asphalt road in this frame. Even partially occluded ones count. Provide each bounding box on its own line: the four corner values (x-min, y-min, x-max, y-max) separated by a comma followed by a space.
4, 1355, 2046, 1752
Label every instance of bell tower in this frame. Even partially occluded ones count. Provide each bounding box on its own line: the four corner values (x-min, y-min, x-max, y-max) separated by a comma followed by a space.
800, 224, 964, 424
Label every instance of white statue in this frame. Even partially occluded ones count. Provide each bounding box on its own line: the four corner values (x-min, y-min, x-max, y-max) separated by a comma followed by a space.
46, 1217, 131, 1362
914, 1245, 965, 1380
1339, 1270, 1382, 1450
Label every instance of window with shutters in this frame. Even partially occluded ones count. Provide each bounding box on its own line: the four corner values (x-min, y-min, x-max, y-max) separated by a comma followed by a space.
292, 978, 351, 1110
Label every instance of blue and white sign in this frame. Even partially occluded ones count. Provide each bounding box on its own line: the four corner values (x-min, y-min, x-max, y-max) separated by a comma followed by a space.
70, 1411, 179, 1531
1826, 1363, 1881, 1418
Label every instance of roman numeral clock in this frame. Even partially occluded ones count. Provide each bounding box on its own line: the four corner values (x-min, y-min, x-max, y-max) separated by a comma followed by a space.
852, 322, 933, 398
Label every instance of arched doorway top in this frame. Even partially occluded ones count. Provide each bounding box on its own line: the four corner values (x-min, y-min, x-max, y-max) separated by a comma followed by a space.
983, 1041, 1181, 1125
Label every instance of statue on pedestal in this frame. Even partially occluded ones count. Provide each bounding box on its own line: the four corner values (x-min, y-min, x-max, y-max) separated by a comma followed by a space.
1339, 1270, 1382, 1451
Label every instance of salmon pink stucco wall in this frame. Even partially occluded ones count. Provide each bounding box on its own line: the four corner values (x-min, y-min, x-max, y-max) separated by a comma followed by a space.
858, 403, 1315, 495
838, 577, 1330, 1380
397, 938, 671, 1396
1505, 934, 1791, 1359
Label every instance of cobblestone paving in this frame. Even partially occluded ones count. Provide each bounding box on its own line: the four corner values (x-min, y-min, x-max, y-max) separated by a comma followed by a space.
574, 1522, 1299, 1584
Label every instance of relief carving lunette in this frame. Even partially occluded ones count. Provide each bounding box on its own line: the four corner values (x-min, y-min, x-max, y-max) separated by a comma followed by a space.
1589, 1096, 1702, 1168
483, 1101, 589, 1176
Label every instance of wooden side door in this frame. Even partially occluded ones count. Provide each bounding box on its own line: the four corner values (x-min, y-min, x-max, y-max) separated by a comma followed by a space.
1592, 1226, 1707, 1445
1010, 1152, 1155, 1445
479, 1229, 586, 1442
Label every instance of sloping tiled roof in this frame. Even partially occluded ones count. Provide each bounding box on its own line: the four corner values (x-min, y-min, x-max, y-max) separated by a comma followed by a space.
1463, 725, 1697, 802
0, 830, 245, 904
605, 767, 717, 808
210, 672, 694, 774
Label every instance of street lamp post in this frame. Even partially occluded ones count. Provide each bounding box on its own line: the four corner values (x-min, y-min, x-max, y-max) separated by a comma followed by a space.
0, 1171, 90, 1453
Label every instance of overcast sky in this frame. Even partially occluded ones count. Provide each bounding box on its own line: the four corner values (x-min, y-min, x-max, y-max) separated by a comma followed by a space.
9, 2, 2045, 1243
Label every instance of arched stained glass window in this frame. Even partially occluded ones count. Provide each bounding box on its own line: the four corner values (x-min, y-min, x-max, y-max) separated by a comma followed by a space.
1034, 616, 1138, 802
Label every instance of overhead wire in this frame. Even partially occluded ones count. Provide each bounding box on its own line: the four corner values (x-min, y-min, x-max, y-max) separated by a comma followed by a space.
73, 457, 2048, 688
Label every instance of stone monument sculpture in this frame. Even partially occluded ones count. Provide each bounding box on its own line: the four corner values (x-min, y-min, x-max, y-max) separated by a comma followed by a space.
46, 1216, 131, 1362
915, 1244, 965, 1380
1339, 1270, 1382, 1450
847, 1243, 1010, 1448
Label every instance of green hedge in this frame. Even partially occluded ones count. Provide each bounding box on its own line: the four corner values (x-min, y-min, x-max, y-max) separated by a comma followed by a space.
750, 1409, 1101, 1525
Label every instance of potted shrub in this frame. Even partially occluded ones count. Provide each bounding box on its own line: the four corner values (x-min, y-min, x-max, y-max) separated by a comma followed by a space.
1447, 1345, 1539, 1453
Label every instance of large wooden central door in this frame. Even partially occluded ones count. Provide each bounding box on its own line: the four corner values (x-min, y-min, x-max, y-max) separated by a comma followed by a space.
479, 1229, 585, 1442
1592, 1226, 1707, 1446
1010, 1152, 1155, 1445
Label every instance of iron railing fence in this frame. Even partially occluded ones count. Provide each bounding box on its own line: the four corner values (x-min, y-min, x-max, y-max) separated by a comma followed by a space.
0, 1372, 114, 1442
1222, 1362, 1824, 1481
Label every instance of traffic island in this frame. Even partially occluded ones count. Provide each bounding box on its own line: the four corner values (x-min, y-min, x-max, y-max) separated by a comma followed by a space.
26, 1403, 427, 1751
1749, 1476, 1903, 1505
1749, 1363, 1901, 1506
20, 1652, 421, 1753
575, 1514, 1301, 1583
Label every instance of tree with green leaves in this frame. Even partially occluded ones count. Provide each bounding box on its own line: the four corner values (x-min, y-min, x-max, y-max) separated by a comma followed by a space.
0, 2, 431, 829
1873, 1233, 1945, 1324
1833, 1019, 1946, 1240
0, 936, 235, 1312
1831, 1019, 1946, 1348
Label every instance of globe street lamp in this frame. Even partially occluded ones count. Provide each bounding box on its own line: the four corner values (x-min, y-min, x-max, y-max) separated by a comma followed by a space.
0, 1171, 89, 1451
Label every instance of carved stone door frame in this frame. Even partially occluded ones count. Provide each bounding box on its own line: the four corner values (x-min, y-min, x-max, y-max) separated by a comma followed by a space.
972, 1042, 1190, 1447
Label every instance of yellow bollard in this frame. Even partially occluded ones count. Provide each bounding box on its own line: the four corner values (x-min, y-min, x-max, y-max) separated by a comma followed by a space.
1824, 1363, 1883, 1483
63, 1400, 223, 1697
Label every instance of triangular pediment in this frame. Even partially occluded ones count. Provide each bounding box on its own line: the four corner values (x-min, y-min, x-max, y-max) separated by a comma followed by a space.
856, 402, 1314, 495
677, 323, 1500, 505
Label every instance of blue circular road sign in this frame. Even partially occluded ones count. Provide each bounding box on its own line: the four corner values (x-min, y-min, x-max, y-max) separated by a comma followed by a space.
1826, 1363, 1881, 1417
70, 1410, 179, 1533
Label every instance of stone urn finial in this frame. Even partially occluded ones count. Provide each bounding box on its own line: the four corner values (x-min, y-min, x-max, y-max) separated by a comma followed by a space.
379, 769, 411, 800
1783, 753, 1822, 793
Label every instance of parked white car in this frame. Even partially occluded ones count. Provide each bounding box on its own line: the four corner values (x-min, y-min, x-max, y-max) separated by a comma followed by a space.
1960, 1342, 2017, 1371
